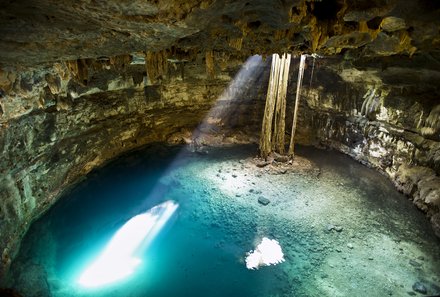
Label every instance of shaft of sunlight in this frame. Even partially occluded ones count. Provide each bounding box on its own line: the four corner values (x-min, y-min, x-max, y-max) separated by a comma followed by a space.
78, 200, 178, 288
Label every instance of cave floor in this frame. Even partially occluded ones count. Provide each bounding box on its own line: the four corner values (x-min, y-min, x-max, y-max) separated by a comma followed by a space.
8, 144, 440, 297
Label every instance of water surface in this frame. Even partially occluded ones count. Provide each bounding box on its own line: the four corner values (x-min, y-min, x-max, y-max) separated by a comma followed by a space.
8, 144, 440, 297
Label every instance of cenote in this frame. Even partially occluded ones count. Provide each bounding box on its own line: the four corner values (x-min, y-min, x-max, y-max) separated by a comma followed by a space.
2, 2, 440, 297
6, 144, 440, 297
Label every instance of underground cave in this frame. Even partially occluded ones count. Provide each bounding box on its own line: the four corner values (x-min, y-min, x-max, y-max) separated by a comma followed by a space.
0, 1, 440, 296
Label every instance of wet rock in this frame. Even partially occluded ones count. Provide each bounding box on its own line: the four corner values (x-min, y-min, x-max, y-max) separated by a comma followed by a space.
258, 197, 271, 206
412, 282, 427, 294
347, 243, 354, 249
255, 160, 270, 168
334, 226, 343, 232
14, 263, 50, 297
430, 283, 440, 294
431, 213, 440, 238
326, 224, 335, 232
409, 260, 422, 267
272, 152, 289, 163
275, 168, 287, 175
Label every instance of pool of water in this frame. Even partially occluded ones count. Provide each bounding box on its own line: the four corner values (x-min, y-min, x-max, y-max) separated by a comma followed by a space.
7, 144, 440, 297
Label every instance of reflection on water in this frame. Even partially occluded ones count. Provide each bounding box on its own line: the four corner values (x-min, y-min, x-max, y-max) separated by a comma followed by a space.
7, 144, 440, 297
245, 237, 285, 270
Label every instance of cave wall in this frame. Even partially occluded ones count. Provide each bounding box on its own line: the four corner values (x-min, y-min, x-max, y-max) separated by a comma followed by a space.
293, 55, 440, 238
0, 0, 439, 291
0, 55, 267, 280
1, 52, 439, 282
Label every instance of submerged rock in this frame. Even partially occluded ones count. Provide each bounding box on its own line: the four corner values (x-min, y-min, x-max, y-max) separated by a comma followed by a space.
326, 224, 335, 232
334, 226, 343, 232
409, 260, 422, 267
258, 197, 271, 206
412, 282, 428, 294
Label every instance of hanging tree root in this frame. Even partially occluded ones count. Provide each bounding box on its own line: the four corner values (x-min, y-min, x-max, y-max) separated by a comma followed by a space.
288, 54, 307, 159
259, 53, 308, 161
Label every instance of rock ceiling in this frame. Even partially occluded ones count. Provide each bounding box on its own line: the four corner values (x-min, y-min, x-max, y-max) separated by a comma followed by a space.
0, 0, 439, 67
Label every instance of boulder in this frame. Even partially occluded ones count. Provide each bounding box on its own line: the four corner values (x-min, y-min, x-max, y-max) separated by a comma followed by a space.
258, 197, 271, 206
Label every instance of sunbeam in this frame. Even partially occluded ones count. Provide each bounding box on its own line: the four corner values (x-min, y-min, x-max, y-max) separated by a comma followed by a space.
77, 200, 178, 288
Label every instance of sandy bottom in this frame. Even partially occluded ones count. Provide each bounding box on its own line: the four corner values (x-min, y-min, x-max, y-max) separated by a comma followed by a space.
7, 144, 440, 297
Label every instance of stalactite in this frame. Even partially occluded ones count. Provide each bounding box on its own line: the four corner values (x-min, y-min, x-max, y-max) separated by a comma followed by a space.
216, 52, 231, 71
145, 50, 168, 85
109, 55, 132, 71
422, 105, 440, 135
65, 59, 89, 86
205, 50, 215, 79
289, 2, 307, 23
180, 62, 185, 80
360, 88, 377, 116
309, 17, 322, 53
275, 30, 287, 41
228, 37, 243, 51
398, 31, 417, 56
309, 55, 316, 92
288, 54, 306, 157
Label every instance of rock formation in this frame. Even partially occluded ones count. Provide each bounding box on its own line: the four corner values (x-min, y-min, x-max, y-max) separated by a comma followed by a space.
0, 0, 439, 281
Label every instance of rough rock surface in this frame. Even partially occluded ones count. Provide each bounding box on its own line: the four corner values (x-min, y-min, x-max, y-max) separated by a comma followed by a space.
292, 55, 440, 238
0, 56, 266, 280
0, 0, 439, 66
0, 0, 440, 284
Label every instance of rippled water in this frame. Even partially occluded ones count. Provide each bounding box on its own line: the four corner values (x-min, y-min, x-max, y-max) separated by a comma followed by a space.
7, 144, 440, 297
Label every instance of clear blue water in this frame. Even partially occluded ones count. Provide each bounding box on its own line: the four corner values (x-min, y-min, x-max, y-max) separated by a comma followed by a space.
8, 144, 440, 297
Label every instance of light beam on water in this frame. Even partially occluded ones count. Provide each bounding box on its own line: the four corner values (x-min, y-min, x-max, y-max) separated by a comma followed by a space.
77, 56, 264, 289
77, 200, 178, 288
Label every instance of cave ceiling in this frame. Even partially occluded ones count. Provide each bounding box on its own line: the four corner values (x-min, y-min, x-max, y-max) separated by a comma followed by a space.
0, 0, 440, 68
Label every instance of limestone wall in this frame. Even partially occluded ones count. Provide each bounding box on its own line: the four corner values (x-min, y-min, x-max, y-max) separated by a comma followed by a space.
0, 56, 266, 279
294, 56, 440, 238
1, 53, 439, 281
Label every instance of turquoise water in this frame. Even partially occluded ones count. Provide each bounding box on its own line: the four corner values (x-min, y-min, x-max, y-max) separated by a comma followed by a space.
8, 144, 440, 297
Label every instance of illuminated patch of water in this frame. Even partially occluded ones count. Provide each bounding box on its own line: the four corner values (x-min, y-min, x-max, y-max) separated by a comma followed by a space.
7, 145, 440, 297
